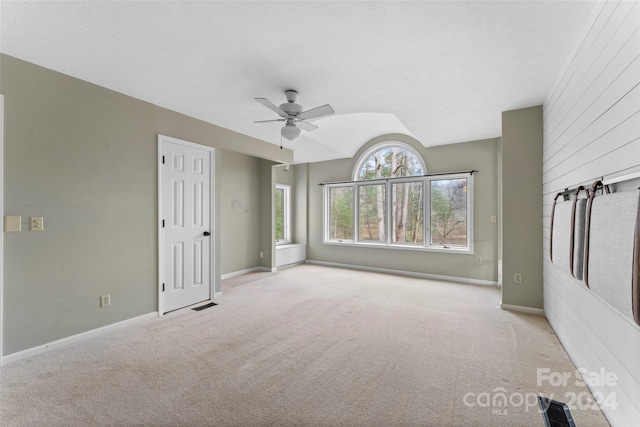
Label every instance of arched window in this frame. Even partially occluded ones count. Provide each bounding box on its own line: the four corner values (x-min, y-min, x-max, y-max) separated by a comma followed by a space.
323, 141, 473, 252
353, 142, 426, 181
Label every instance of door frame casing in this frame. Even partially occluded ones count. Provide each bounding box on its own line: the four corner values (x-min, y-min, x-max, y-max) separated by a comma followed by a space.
157, 134, 215, 315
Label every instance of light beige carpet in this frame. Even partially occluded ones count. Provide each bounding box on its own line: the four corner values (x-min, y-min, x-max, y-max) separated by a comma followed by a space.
1, 265, 610, 426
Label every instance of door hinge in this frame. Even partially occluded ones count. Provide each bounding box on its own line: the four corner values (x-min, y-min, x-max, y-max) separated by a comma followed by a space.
162, 283, 165, 292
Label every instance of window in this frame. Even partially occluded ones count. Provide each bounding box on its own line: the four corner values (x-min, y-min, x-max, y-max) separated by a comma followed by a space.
327, 186, 353, 241
391, 181, 423, 245
275, 184, 290, 244
430, 178, 468, 247
355, 143, 425, 180
323, 143, 473, 253
358, 183, 386, 242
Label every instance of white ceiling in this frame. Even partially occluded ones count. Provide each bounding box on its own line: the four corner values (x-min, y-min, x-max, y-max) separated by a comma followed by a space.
1, 1, 596, 164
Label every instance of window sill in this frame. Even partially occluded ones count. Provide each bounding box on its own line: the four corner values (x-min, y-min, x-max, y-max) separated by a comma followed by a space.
322, 240, 472, 254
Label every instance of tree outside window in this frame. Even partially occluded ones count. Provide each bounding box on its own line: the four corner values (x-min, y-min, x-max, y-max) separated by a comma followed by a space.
430, 178, 467, 247
392, 181, 423, 244
356, 144, 424, 244
327, 186, 353, 241
358, 184, 386, 242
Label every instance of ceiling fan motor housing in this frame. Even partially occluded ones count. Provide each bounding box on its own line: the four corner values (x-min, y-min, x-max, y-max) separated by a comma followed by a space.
279, 102, 302, 116
280, 89, 302, 116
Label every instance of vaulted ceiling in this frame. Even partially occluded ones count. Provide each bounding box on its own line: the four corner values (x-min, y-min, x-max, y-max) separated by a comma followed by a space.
1, 1, 596, 163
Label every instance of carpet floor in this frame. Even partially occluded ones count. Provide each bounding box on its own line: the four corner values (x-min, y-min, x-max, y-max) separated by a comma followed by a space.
0, 265, 610, 426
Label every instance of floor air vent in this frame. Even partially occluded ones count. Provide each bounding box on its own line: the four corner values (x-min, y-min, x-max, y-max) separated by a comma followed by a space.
538, 396, 576, 427
192, 302, 217, 311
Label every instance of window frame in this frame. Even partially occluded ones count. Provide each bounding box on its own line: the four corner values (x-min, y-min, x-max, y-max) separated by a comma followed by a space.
324, 183, 355, 243
323, 142, 473, 254
275, 183, 291, 245
426, 173, 473, 253
388, 177, 425, 248
355, 179, 387, 245
352, 141, 426, 181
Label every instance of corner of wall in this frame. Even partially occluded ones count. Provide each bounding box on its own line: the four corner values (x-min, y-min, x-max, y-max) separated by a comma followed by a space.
501, 105, 544, 309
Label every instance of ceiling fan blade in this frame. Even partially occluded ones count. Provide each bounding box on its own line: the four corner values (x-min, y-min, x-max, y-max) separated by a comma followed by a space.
298, 104, 335, 121
296, 120, 319, 131
255, 98, 288, 118
254, 119, 285, 124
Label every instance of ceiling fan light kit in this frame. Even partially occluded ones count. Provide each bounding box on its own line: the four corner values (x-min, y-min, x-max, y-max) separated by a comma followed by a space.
254, 90, 335, 141
281, 122, 301, 140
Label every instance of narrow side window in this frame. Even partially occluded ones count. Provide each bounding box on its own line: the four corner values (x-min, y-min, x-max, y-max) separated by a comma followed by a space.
275, 184, 291, 244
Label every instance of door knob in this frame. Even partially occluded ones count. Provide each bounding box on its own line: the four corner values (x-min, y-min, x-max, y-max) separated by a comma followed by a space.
203, 231, 211, 236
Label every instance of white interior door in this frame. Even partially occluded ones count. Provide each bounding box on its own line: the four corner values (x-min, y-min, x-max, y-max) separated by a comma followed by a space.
159, 135, 213, 313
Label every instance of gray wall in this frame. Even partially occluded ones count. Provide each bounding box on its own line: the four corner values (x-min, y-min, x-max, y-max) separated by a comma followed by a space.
0, 55, 291, 355
274, 164, 294, 186
542, 1, 640, 425
501, 106, 543, 309
219, 150, 261, 275
259, 160, 276, 269
306, 134, 499, 282
293, 164, 308, 245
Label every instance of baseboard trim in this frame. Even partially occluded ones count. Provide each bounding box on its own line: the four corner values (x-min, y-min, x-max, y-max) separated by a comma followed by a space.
221, 266, 272, 280
305, 260, 498, 287
501, 303, 544, 316
1, 312, 158, 366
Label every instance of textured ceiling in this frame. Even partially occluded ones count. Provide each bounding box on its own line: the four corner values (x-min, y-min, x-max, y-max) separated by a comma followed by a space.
1, 1, 596, 164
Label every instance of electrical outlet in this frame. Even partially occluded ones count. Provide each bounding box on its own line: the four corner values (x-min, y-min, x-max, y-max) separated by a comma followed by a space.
259, 251, 264, 258
491, 215, 497, 223
476, 256, 482, 264
100, 294, 111, 307
514, 273, 522, 284
30, 216, 44, 231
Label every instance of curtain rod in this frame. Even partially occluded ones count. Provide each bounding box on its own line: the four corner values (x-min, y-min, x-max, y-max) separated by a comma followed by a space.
318, 170, 478, 186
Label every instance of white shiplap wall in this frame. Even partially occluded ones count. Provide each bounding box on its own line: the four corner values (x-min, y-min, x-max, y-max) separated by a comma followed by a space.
543, 1, 640, 426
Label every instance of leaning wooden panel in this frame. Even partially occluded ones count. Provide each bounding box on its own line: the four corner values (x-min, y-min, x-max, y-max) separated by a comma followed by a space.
587, 190, 640, 325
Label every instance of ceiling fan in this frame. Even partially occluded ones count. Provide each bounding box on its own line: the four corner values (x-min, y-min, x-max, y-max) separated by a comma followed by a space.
254, 90, 335, 140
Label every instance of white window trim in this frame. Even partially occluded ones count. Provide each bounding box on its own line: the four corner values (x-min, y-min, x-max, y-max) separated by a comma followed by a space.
275, 183, 291, 245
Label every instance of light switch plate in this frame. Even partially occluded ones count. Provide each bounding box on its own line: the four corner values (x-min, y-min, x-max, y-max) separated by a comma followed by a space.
30, 216, 44, 231
4, 216, 21, 232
